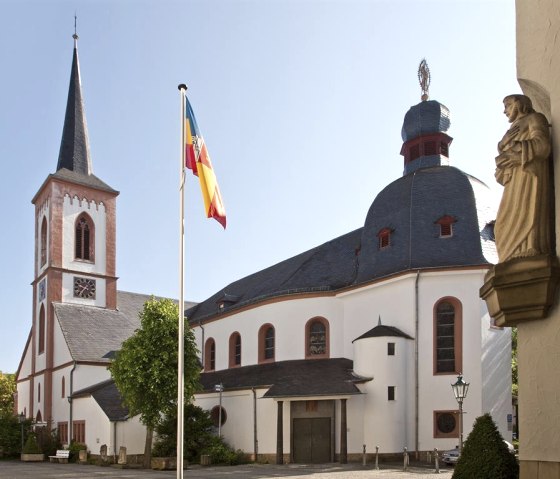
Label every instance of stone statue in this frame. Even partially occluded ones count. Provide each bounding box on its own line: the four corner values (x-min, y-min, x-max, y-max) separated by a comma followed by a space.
494, 94, 552, 262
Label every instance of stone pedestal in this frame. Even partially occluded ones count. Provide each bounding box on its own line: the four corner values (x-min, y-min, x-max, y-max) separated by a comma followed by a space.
480, 254, 560, 326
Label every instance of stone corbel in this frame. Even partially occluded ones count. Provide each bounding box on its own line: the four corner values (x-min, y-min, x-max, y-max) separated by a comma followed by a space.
480, 254, 560, 327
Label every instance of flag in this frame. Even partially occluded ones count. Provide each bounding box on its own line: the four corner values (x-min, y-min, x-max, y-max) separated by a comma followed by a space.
184, 97, 227, 228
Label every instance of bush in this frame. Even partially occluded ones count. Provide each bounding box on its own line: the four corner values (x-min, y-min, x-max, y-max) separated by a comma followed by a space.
67, 441, 87, 463
152, 404, 249, 465
0, 413, 29, 457
452, 413, 518, 479
35, 427, 60, 457
202, 435, 249, 465
22, 433, 42, 454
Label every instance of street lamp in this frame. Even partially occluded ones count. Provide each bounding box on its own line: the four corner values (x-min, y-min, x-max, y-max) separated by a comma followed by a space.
451, 375, 470, 452
18, 412, 25, 453
214, 383, 224, 437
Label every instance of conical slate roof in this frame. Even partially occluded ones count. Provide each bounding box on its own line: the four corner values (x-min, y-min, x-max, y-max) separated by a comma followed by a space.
57, 36, 92, 176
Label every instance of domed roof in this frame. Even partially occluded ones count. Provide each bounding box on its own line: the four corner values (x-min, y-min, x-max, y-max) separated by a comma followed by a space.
355, 165, 497, 283
401, 100, 451, 142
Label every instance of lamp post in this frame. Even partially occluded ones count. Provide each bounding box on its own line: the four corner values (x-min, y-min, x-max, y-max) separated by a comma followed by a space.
214, 383, 224, 437
451, 375, 470, 453
18, 412, 25, 453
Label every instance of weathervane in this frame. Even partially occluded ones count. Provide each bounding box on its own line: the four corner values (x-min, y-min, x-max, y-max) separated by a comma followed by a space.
418, 59, 430, 101
73, 13, 79, 43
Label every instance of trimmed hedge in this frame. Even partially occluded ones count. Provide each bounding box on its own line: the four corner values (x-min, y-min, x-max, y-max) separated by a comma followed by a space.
452, 413, 518, 479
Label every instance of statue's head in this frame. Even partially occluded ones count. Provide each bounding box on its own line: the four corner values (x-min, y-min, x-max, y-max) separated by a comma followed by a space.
503, 94, 534, 122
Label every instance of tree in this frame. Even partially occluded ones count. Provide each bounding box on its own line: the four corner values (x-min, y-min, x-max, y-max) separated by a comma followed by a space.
110, 298, 200, 467
452, 413, 518, 479
0, 371, 15, 416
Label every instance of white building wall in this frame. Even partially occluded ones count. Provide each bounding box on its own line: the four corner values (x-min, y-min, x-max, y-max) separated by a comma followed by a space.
72, 365, 112, 392
52, 319, 73, 367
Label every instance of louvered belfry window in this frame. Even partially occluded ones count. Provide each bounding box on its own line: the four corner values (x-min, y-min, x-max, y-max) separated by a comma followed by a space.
75, 215, 91, 260
40, 217, 47, 266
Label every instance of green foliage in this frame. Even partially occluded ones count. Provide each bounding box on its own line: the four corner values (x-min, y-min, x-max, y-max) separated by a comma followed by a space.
452, 413, 518, 479
109, 298, 200, 429
22, 433, 42, 454
0, 372, 16, 416
511, 328, 518, 396
202, 435, 249, 465
153, 404, 214, 460
67, 441, 87, 463
152, 404, 249, 465
0, 414, 30, 457
35, 427, 61, 457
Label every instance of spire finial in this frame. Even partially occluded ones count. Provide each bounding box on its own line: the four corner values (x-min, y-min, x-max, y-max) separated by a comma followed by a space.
378, 315, 382, 326
418, 58, 430, 101
73, 14, 79, 46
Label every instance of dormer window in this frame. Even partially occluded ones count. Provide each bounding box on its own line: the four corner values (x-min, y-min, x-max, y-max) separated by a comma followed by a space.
377, 228, 392, 249
436, 215, 456, 238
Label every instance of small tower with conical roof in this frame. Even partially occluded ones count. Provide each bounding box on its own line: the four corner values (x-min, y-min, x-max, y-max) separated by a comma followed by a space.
400, 60, 453, 175
28, 33, 119, 426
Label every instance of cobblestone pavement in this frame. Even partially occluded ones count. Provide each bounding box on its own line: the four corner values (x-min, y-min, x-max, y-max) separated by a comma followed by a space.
0, 461, 454, 479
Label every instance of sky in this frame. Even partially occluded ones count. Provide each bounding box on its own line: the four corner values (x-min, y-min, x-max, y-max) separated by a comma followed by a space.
0, 0, 519, 373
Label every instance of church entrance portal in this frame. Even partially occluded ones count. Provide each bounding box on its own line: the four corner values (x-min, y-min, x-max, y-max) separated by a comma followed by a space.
291, 400, 334, 463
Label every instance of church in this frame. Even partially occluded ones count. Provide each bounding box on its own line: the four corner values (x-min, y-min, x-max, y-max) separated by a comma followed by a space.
15, 35, 512, 463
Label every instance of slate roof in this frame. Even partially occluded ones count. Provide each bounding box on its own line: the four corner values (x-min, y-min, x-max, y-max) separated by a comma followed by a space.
72, 379, 129, 421
199, 358, 368, 398
187, 230, 362, 322
401, 100, 451, 142
57, 42, 92, 176
54, 291, 196, 362
353, 324, 414, 343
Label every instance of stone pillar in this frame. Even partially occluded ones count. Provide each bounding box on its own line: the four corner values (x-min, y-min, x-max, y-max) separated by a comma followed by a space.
276, 401, 283, 464
340, 398, 347, 464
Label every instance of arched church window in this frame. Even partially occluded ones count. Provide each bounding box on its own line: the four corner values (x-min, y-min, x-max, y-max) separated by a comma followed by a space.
229, 332, 241, 368
61, 376, 65, 399
204, 338, 216, 371
305, 317, 329, 358
38, 383, 41, 403
40, 217, 47, 266
75, 214, 94, 261
434, 298, 463, 374
258, 324, 275, 363
38, 305, 45, 355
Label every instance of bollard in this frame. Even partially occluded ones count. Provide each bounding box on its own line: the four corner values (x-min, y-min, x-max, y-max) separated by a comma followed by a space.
434, 447, 440, 474
427, 450, 431, 463
375, 445, 379, 470
403, 447, 409, 471
362, 444, 366, 466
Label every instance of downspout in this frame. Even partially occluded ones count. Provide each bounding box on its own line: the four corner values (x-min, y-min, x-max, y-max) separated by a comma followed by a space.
68, 361, 77, 444
113, 421, 117, 463
414, 270, 420, 459
252, 388, 258, 461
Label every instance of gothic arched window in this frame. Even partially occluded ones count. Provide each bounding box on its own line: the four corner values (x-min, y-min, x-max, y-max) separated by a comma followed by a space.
40, 217, 47, 266
38, 305, 45, 355
204, 338, 216, 371
75, 214, 94, 261
229, 332, 241, 368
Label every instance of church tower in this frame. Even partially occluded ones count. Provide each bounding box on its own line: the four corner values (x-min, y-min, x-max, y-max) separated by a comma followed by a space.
28, 33, 119, 425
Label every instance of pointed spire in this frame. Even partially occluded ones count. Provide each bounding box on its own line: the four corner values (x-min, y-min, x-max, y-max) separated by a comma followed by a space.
57, 28, 92, 175
378, 315, 382, 326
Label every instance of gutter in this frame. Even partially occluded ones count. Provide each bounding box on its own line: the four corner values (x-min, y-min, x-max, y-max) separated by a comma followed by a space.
68, 361, 77, 444
414, 270, 420, 458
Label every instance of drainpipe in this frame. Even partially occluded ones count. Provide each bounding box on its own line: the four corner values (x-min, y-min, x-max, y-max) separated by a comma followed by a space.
113, 421, 117, 462
252, 388, 258, 461
68, 361, 77, 444
414, 270, 420, 459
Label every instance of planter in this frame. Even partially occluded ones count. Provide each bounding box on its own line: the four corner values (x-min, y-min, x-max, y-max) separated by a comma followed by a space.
151, 457, 188, 470
21, 453, 45, 462
200, 454, 211, 466
79, 449, 88, 464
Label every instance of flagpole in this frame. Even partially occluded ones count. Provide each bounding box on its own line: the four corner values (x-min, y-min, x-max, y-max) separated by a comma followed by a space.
177, 83, 187, 479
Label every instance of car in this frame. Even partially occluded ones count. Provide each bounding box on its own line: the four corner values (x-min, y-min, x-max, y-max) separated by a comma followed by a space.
441, 440, 516, 465
441, 447, 460, 465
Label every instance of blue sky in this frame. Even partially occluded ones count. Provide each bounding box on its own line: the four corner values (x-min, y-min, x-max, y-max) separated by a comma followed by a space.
0, 0, 518, 373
